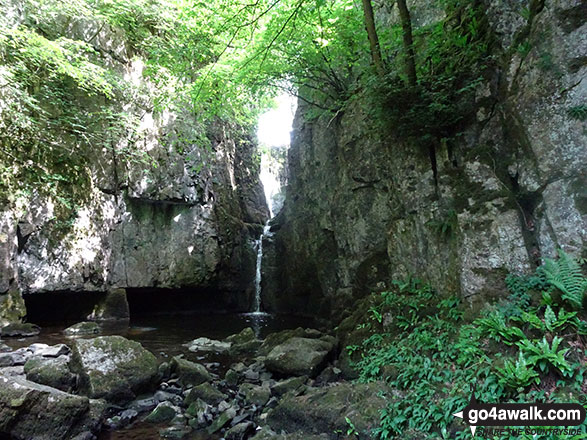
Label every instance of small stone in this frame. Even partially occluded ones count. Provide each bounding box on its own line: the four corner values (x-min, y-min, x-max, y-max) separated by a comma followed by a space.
225, 369, 239, 386
225, 421, 255, 440
207, 407, 237, 434
159, 426, 192, 439
145, 401, 178, 423
155, 390, 182, 405
184, 382, 227, 406
239, 383, 270, 407
243, 369, 259, 381
129, 397, 157, 413
120, 409, 138, 423
271, 376, 308, 397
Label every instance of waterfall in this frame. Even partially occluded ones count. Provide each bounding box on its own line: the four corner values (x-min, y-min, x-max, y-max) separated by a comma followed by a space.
252, 224, 270, 314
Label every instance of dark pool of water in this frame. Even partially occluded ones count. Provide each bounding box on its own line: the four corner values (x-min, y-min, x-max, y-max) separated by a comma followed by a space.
2, 312, 320, 439
3, 312, 319, 358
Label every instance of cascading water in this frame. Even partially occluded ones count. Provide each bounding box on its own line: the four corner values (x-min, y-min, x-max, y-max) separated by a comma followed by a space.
252, 223, 271, 314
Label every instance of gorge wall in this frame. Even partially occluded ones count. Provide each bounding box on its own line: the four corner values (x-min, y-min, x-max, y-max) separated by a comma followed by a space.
262, 0, 586, 320
0, 1, 268, 324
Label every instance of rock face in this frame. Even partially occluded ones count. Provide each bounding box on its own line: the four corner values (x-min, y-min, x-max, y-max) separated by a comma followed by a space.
263, 0, 586, 319
0, 2, 269, 324
70, 336, 159, 403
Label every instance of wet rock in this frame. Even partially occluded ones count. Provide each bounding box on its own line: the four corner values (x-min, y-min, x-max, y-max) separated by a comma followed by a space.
155, 390, 182, 406
271, 376, 308, 397
185, 382, 228, 406
87, 288, 130, 322
186, 398, 210, 427
170, 356, 211, 386
225, 369, 239, 386
0, 348, 30, 367
159, 425, 192, 439
29, 343, 71, 358
64, 322, 101, 336
145, 401, 179, 423
185, 337, 231, 354
226, 421, 255, 440
267, 382, 388, 438
0, 322, 40, 337
208, 406, 237, 434
259, 328, 326, 356
226, 327, 256, 344
239, 383, 270, 407
105, 409, 137, 430
70, 336, 158, 403
0, 373, 104, 439
315, 366, 342, 385
24, 356, 77, 392
243, 369, 260, 381
129, 396, 157, 413
265, 337, 336, 377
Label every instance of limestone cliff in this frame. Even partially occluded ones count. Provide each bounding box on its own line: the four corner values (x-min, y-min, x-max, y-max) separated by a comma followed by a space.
0, 1, 269, 324
263, 0, 586, 319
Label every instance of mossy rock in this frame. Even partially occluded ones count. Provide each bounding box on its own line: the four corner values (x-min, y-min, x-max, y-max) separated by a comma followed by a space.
0, 322, 41, 337
267, 382, 388, 438
184, 382, 227, 406
24, 357, 77, 392
70, 336, 158, 403
145, 402, 178, 423
170, 356, 211, 386
64, 322, 100, 336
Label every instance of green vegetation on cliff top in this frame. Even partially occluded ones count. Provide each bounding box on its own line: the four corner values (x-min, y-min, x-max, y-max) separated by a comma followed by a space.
1, 0, 495, 212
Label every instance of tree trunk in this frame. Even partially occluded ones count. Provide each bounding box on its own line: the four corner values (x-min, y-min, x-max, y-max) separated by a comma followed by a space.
397, 0, 417, 86
361, 0, 385, 77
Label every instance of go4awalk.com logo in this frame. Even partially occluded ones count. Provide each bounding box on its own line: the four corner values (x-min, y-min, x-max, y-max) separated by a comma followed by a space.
453, 392, 586, 436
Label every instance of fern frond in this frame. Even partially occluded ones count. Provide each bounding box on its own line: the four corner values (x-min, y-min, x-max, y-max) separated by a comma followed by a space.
541, 250, 586, 310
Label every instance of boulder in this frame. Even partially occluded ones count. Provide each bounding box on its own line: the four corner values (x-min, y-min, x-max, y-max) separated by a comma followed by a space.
170, 356, 211, 386
264, 337, 336, 377
24, 356, 76, 392
0, 323, 40, 337
185, 337, 231, 354
267, 382, 388, 438
0, 373, 105, 439
70, 336, 158, 403
64, 322, 101, 336
184, 382, 227, 406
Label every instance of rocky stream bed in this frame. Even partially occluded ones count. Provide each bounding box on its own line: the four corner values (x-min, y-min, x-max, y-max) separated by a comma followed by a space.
0, 319, 385, 440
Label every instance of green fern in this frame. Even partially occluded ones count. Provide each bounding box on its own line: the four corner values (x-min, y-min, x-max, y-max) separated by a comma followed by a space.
541, 250, 586, 310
